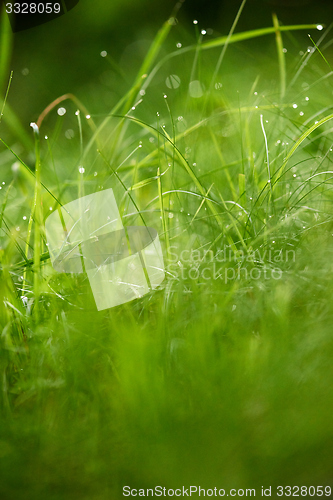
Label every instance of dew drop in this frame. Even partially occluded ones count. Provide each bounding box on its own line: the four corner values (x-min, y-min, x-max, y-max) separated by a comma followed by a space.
44, 135, 48, 140
165, 74, 181, 89
189, 80, 204, 98
79, 167, 85, 174
193, 19, 198, 24
299, 111, 304, 116
168, 213, 174, 219
168, 17, 178, 26
305, 96, 309, 101
94, 171, 98, 176
57, 107, 66, 116
317, 24, 324, 31
75, 110, 80, 116
282, 48, 287, 53
293, 103, 298, 108
86, 114, 91, 119
139, 89, 146, 96
100, 50, 107, 57
23, 216, 27, 220
201, 29, 206, 35
49, 207, 53, 211
176, 43, 182, 48
163, 94, 167, 98
65, 129, 75, 139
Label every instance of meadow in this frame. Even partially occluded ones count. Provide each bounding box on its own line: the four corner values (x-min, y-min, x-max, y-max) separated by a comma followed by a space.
0, 1, 333, 497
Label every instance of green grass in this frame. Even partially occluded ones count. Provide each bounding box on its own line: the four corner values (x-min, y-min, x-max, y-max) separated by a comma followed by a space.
1, 5, 333, 499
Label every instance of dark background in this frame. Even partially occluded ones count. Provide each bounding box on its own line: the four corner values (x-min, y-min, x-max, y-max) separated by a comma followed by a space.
3, 0, 333, 127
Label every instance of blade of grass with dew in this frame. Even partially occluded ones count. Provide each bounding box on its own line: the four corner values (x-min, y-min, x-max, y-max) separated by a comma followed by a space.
0, 70, 13, 124
272, 13, 286, 100
274, 112, 333, 192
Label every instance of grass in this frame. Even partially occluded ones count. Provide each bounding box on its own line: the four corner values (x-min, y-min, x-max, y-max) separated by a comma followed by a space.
1, 3, 333, 499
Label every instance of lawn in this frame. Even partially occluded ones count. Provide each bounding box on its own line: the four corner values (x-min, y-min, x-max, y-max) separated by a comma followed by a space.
0, 0, 333, 498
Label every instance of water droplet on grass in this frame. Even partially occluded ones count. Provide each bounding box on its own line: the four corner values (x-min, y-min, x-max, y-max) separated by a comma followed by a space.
139, 89, 146, 96
100, 50, 107, 57
305, 96, 309, 101
86, 114, 91, 119
23, 216, 27, 220
57, 107, 66, 116
193, 19, 198, 24
189, 80, 204, 98
166, 74, 181, 89
201, 29, 206, 35
293, 103, 298, 108
65, 129, 74, 139
317, 24, 324, 31
176, 43, 182, 48
79, 167, 85, 174
168, 17, 178, 25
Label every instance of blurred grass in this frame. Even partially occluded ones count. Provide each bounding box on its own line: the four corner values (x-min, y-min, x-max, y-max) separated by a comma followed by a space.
1, 3, 333, 499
